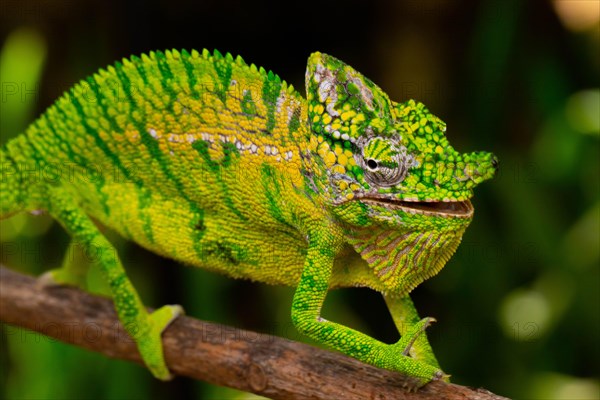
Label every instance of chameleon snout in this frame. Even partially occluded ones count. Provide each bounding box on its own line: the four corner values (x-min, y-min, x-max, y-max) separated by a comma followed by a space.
467, 151, 498, 185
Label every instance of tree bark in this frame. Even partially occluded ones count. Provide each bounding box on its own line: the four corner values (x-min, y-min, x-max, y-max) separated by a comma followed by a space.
0, 266, 509, 400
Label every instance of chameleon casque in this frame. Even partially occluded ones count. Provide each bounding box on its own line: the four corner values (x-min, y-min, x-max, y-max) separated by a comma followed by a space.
0, 49, 497, 386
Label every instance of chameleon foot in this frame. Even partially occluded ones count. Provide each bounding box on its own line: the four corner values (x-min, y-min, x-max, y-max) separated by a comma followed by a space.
37, 241, 89, 289
135, 304, 184, 380
38, 268, 87, 289
381, 317, 451, 385
376, 346, 445, 389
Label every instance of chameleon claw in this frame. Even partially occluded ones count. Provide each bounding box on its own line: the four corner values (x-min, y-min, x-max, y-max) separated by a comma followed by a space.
403, 369, 449, 392
436, 371, 452, 383
37, 270, 59, 287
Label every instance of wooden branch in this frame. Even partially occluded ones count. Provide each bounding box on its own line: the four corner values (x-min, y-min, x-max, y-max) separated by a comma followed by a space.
0, 266, 508, 400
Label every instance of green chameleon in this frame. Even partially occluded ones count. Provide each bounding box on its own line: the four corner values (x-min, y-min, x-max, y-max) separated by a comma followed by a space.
0, 49, 497, 387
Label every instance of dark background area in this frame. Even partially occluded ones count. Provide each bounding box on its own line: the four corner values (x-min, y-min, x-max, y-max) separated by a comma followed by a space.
1, 0, 598, 399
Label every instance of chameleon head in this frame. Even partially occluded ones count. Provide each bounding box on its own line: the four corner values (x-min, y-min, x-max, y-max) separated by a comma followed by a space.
305, 52, 498, 293
305, 52, 497, 227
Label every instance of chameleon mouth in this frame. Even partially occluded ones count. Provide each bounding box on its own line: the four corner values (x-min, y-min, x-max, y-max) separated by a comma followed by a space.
358, 197, 473, 218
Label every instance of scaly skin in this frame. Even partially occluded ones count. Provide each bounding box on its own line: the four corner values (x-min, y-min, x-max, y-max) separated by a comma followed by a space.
0, 49, 497, 386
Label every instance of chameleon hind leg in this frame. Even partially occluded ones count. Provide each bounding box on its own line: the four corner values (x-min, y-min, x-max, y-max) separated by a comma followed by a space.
291, 229, 444, 387
45, 188, 183, 380
384, 294, 443, 371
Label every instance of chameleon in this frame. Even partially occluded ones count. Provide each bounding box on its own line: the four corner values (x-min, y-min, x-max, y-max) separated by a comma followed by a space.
0, 49, 497, 387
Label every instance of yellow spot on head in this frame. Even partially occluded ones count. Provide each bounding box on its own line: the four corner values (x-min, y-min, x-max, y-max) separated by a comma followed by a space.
309, 136, 318, 151
318, 140, 330, 152
324, 151, 337, 167
332, 165, 346, 174
341, 110, 356, 121
370, 118, 386, 130
405, 175, 418, 186
352, 113, 366, 123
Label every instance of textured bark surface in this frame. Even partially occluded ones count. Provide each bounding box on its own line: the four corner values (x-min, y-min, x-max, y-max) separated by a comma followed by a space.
0, 266, 509, 400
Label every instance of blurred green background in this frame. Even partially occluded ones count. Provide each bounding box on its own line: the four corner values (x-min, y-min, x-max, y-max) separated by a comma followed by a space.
0, 0, 598, 399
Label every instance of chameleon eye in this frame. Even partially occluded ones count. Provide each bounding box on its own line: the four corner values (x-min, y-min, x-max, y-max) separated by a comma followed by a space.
357, 137, 410, 188
363, 160, 406, 187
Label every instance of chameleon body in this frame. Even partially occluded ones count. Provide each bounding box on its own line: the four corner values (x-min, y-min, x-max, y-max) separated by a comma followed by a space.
0, 49, 497, 386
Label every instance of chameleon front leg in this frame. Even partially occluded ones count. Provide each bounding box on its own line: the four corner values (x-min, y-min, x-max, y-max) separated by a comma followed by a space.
45, 188, 182, 380
384, 294, 443, 372
291, 228, 444, 386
